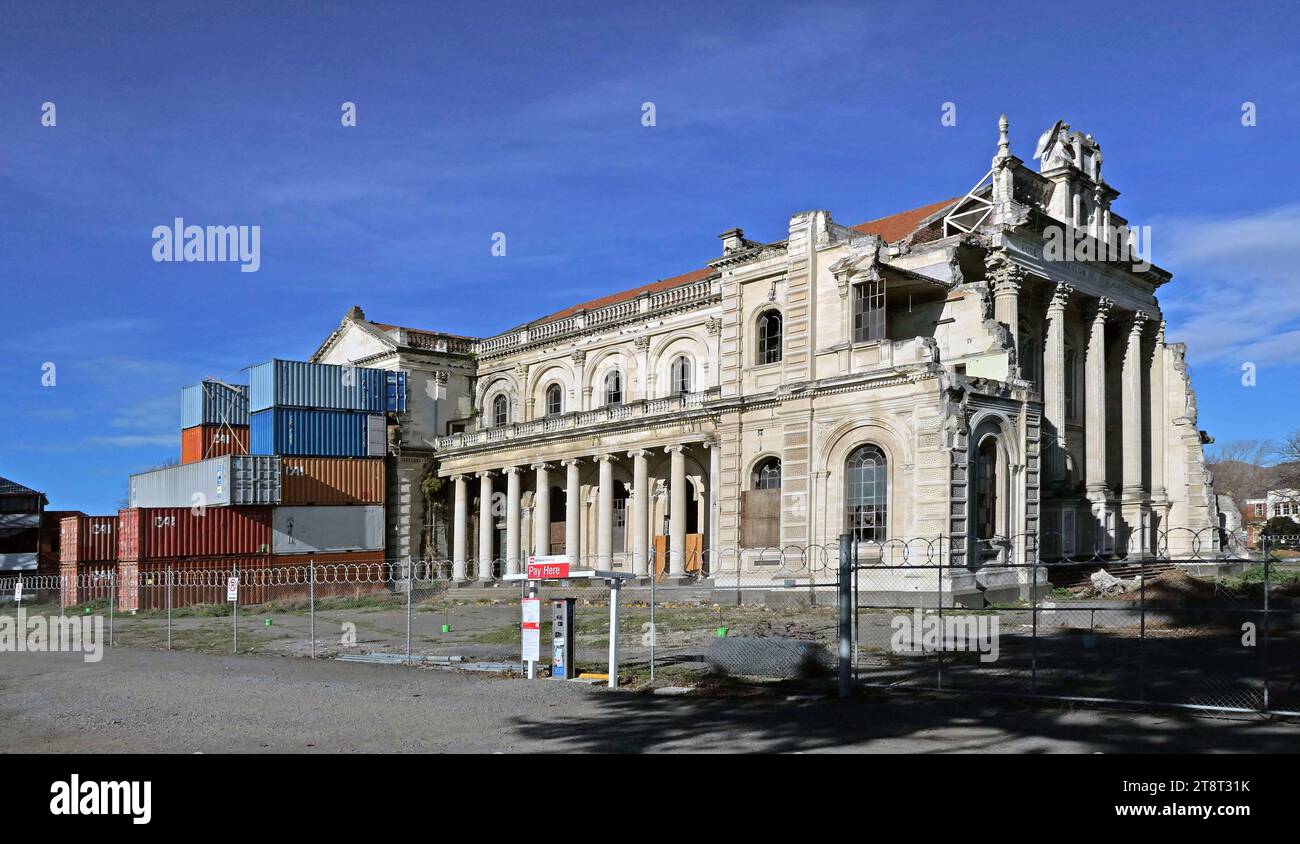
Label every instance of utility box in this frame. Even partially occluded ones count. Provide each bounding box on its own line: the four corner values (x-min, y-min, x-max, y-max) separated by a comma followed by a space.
551, 598, 576, 679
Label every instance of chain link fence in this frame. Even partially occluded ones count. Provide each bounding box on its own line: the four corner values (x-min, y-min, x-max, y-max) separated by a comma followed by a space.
1, 527, 1293, 714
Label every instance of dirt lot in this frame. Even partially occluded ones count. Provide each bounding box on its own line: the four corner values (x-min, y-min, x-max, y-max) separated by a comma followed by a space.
3, 646, 1299, 753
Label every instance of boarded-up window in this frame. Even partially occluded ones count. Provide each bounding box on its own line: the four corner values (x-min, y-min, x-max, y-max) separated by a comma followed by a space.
741, 489, 781, 548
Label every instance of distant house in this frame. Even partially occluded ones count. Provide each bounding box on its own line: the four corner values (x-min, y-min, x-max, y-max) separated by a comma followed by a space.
0, 475, 48, 572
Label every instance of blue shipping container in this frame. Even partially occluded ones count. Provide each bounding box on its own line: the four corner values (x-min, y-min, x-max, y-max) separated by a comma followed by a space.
248, 360, 386, 413
181, 381, 249, 429
250, 409, 386, 457
386, 371, 408, 413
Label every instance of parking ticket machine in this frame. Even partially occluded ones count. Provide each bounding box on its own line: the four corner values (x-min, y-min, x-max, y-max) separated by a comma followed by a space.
551, 598, 576, 679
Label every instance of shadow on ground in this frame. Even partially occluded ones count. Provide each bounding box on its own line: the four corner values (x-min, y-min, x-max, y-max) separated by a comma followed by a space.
510, 679, 1300, 753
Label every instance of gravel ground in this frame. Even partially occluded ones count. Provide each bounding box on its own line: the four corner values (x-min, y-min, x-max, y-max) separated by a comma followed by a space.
3, 647, 1299, 753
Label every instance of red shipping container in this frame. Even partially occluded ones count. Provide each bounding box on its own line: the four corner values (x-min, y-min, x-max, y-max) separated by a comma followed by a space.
181, 424, 250, 464
60, 515, 118, 564
117, 552, 387, 611
60, 561, 116, 609
117, 507, 272, 562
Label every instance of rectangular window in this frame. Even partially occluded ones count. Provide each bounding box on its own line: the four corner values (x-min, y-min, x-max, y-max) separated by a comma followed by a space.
852, 277, 886, 344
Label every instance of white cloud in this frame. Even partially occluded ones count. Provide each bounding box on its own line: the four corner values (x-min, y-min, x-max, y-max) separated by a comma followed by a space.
1154, 205, 1300, 369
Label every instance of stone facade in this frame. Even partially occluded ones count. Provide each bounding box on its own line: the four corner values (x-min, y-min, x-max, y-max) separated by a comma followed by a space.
310, 117, 1218, 579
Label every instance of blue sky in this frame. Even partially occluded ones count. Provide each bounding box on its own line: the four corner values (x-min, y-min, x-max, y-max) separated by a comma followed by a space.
1, 0, 1298, 513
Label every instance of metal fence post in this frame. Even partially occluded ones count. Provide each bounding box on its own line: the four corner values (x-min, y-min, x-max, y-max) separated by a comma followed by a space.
649, 552, 656, 684
309, 560, 316, 659
109, 569, 115, 647
1262, 553, 1271, 712
1138, 552, 1146, 703
1030, 560, 1038, 693
167, 565, 173, 651
232, 563, 239, 655
405, 556, 413, 665
838, 533, 852, 699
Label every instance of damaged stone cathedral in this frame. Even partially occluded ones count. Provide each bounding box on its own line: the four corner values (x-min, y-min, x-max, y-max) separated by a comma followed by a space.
311, 117, 1218, 588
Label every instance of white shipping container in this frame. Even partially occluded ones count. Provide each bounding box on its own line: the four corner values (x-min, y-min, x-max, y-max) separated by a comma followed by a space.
272, 505, 384, 555
129, 456, 281, 508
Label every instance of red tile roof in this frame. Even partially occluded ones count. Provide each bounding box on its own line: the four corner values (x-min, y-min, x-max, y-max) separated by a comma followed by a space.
527, 266, 717, 327
365, 199, 961, 340
850, 197, 961, 242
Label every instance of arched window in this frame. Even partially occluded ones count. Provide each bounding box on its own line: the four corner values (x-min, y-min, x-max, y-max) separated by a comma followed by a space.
974, 437, 1000, 545
670, 355, 692, 395
491, 393, 509, 427
742, 456, 782, 547
846, 444, 888, 543
757, 309, 783, 365
752, 457, 781, 490
604, 370, 623, 406
545, 383, 563, 417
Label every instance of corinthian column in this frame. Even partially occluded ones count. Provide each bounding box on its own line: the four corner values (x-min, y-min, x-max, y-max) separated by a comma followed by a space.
628, 449, 649, 576
1149, 320, 1168, 505
451, 475, 467, 582
1084, 298, 1112, 503
667, 444, 687, 576
505, 467, 522, 575
532, 463, 551, 557
1043, 283, 1073, 486
985, 251, 1024, 373
477, 471, 494, 581
596, 455, 615, 568
1121, 312, 1149, 553
562, 458, 581, 566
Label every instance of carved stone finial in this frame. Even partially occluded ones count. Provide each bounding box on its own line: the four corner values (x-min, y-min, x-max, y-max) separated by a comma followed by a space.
345, 305, 365, 322
997, 114, 1010, 158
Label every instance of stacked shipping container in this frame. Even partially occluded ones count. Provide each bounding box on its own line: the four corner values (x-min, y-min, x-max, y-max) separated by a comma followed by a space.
109, 359, 404, 611
59, 514, 118, 607
180, 381, 250, 464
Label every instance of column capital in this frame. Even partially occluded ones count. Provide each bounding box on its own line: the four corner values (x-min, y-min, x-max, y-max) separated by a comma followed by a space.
626, 448, 650, 459
503, 465, 523, 475
560, 457, 583, 467
984, 249, 1025, 293
450, 474, 467, 483
1047, 282, 1074, 311
593, 453, 618, 463
1127, 310, 1149, 337
529, 462, 552, 471
476, 469, 495, 479
663, 444, 687, 454
1091, 296, 1114, 324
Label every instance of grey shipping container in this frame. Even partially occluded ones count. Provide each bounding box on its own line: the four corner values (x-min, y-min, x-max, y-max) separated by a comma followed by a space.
129, 456, 281, 508
181, 381, 249, 429
248, 360, 386, 413
272, 505, 384, 555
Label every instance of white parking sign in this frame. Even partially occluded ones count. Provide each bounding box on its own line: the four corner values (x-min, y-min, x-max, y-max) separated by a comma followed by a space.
226, 577, 239, 601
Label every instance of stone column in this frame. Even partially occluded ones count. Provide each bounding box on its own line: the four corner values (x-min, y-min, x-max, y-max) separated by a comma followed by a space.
628, 449, 649, 576
1084, 298, 1113, 551
1043, 283, 1073, 486
563, 459, 581, 566
1149, 320, 1168, 504
505, 467, 522, 576
986, 251, 1024, 373
532, 463, 551, 557
477, 471, 494, 581
1084, 298, 1112, 500
1121, 312, 1149, 551
667, 444, 687, 576
451, 475, 468, 581
708, 440, 721, 565
596, 455, 615, 568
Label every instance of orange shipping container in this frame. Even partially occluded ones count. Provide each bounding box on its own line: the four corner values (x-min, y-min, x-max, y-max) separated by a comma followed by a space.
279, 457, 386, 505
181, 424, 250, 464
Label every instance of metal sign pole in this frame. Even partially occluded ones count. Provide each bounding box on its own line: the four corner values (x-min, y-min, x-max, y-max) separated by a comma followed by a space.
607, 577, 621, 689
167, 566, 173, 651
405, 557, 413, 665
109, 569, 115, 647
232, 565, 239, 655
